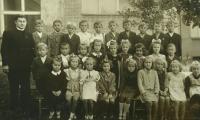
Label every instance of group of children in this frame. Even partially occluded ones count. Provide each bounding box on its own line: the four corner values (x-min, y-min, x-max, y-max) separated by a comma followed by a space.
31, 19, 200, 120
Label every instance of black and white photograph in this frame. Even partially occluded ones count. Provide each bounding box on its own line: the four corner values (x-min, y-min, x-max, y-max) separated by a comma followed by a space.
0, 0, 200, 120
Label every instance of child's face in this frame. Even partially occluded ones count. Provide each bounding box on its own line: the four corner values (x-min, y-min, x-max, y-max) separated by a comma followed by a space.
102, 63, 110, 73
109, 23, 117, 32
52, 61, 61, 72
156, 61, 164, 71
139, 26, 147, 34
60, 44, 70, 56
135, 48, 143, 57
70, 58, 79, 69
109, 45, 117, 55
85, 60, 94, 71
153, 44, 161, 54
53, 22, 62, 32
127, 63, 136, 72
35, 25, 43, 32
123, 22, 131, 31
94, 41, 102, 52
144, 59, 152, 70
80, 22, 88, 32
122, 44, 129, 53
38, 47, 48, 57
67, 25, 75, 34
192, 66, 200, 76
171, 64, 180, 74
154, 24, 162, 33
94, 24, 102, 33
167, 46, 175, 55
80, 46, 88, 55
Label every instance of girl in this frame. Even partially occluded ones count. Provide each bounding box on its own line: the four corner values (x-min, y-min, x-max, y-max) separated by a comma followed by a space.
133, 43, 146, 70
78, 43, 89, 69
90, 39, 105, 71
80, 57, 100, 120
154, 58, 170, 120
97, 59, 116, 119
46, 56, 67, 119
59, 41, 71, 69
137, 56, 159, 120
149, 42, 166, 62
64, 55, 83, 120
166, 60, 186, 120
119, 58, 139, 120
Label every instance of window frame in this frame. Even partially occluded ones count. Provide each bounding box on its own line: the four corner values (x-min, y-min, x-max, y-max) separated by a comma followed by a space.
0, 0, 41, 35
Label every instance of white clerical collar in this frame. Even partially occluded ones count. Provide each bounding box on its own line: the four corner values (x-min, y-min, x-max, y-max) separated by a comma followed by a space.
51, 70, 61, 76
169, 32, 174, 37
16, 27, 25, 31
40, 55, 47, 63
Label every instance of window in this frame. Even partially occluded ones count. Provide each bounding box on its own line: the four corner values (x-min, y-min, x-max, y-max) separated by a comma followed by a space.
0, 0, 41, 34
81, 0, 131, 15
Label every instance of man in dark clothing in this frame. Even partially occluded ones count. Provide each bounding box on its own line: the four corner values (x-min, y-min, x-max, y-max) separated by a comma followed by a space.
1, 15, 35, 117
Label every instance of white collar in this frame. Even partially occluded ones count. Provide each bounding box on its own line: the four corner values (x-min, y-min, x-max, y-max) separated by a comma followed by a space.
169, 32, 174, 37
36, 31, 43, 38
40, 55, 47, 63
92, 52, 102, 56
61, 54, 69, 58
51, 70, 61, 76
69, 34, 74, 39
16, 27, 25, 31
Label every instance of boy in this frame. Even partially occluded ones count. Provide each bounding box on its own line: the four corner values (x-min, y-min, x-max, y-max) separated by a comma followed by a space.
61, 22, 80, 54
163, 21, 182, 57
118, 20, 136, 52
48, 20, 65, 57
92, 21, 105, 43
31, 43, 52, 96
77, 20, 92, 46
105, 21, 119, 44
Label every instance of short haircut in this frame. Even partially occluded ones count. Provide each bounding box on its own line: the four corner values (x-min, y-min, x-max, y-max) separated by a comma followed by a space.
79, 20, 89, 27
69, 55, 80, 65
101, 58, 113, 69
167, 43, 176, 52
36, 42, 48, 50
108, 20, 117, 27
138, 22, 147, 29
123, 20, 132, 26
166, 21, 174, 27
154, 58, 168, 70
52, 55, 62, 64
94, 21, 103, 28
190, 60, 200, 72
126, 58, 137, 67
35, 19, 44, 26
15, 15, 27, 21
59, 41, 70, 48
169, 60, 182, 72
121, 39, 131, 47
53, 19, 62, 26
84, 57, 96, 66
143, 56, 153, 68
134, 43, 145, 53
66, 22, 76, 29
79, 43, 89, 52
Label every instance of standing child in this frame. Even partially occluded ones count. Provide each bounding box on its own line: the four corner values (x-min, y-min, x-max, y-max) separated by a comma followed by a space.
64, 55, 83, 120
137, 56, 159, 120
59, 41, 71, 69
154, 58, 170, 120
149, 42, 166, 62
92, 21, 105, 43
97, 59, 116, 119
77, 20, 93, 46
105, 20, 119, 44
32, 43, 52, 96
133, 43, 146, 70
119, 58, 139, 120
46, 56, 67, 119
166, 60, 186, 120
80, 57, 100, 120
78, 43, 89, 69
90, 39, 105, 71
61, 22, 80, 54
48, 20, 65, 57
32, 19, 48, 49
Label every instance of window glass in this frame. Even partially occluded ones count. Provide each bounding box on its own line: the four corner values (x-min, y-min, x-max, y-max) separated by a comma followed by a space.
82, 0, 99, 14
4, 0, 21, 11
25, 0, 41, 11
101, 0, 117, 14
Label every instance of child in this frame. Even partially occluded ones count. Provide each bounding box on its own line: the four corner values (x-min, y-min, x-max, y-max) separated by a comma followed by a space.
137, 56, 159, 120
119, 58, 139, 120
118, 20, 136, 51
135, 23, 152, 53
92, 21, 105, 43
77, 20, 93, 46
31, 43, 52, 96
107, 40, 120, 89
154, 58, 170, 120
90, 39, 105, 71
97, 59, 116, 119
32, 19, 48, 49
133, 43, 146, 70
80, 57, 100, 120
64, 55, 83, 120
105, 20, 119, 44
59, 41, 71, 69
48, 20, 65, 57
61, 22, 80, 54
78, 43, 89, 69
165, 60, 186, 120
165, 43, 180, 71
149, 42, 166, 62
46, 56, 67, 119
164, 21, 182, 57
